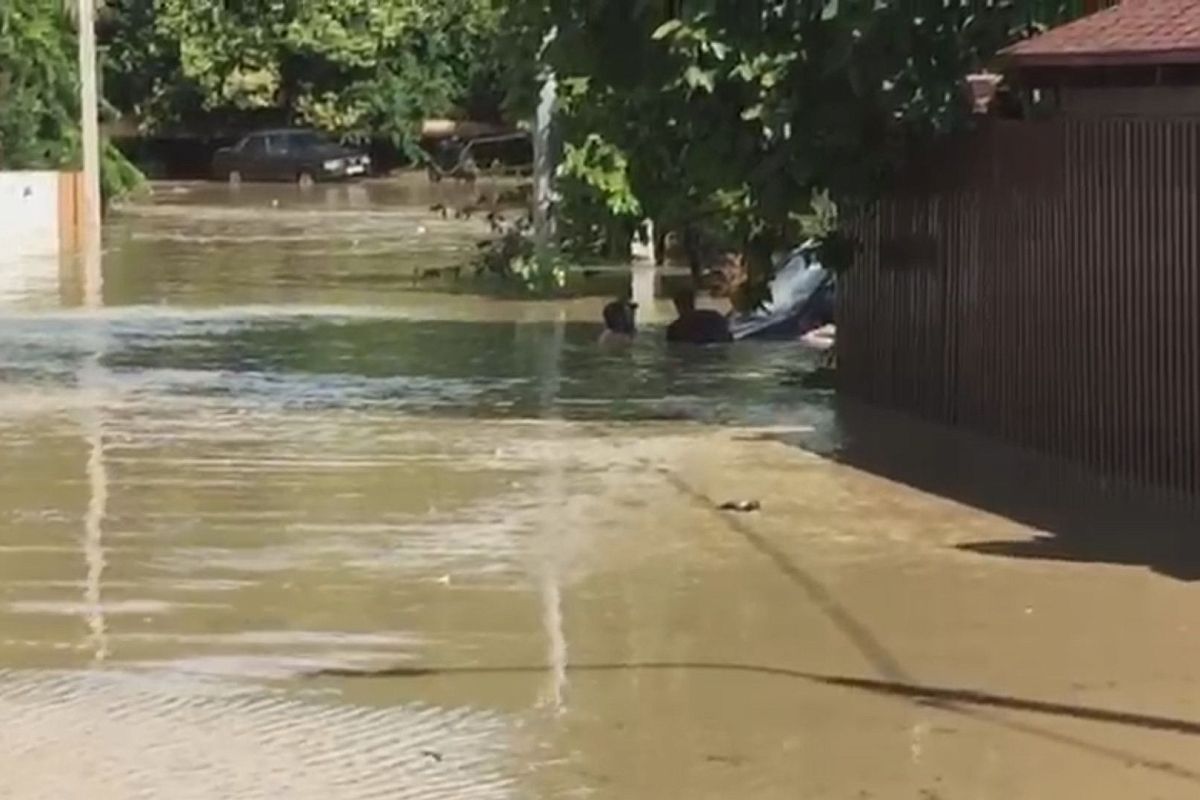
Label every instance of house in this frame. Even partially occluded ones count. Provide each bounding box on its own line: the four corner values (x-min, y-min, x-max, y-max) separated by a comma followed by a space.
839, 0, 1200, 496
1005, 0, 1200, 117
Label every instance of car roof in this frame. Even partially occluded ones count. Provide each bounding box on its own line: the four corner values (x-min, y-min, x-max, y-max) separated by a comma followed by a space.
243, 128, 321, 138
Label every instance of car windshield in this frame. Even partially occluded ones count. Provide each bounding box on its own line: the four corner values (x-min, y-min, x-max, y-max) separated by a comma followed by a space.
287, 132, 334, 150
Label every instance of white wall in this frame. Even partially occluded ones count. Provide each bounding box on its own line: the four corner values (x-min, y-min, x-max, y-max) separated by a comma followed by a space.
0, 172, 61, 257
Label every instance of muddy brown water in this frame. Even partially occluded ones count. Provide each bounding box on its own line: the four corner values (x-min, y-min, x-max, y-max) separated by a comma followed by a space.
0, 180, 830, 798
3, 179, 1200, 799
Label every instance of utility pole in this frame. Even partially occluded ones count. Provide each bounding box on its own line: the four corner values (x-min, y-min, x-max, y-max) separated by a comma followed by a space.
532, 28, 558, 259
77, 0, 103, 257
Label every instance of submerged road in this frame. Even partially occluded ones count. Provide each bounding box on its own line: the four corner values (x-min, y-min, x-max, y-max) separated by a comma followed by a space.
0, 178, 1197, 799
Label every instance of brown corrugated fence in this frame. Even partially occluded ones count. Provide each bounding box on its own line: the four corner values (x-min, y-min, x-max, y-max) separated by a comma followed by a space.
841, 117, 1200, 495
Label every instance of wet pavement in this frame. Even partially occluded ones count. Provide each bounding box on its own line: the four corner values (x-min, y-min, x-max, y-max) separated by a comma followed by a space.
1, 178, 1199, 798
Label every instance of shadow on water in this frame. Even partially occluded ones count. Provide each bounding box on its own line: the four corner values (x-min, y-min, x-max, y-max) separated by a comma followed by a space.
302, 461, 1200, 785
769, 399, 1200, 582
307, 661, 1200, 739
309, 660, 1200, 784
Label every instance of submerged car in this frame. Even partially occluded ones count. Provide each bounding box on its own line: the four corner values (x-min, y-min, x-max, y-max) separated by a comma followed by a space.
422, 132, 532, 183
728, 243, 835, 341
212, 129, 371, 185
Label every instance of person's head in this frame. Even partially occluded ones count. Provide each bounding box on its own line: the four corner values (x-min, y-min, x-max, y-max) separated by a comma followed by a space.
603, 300, 637, 335
672, 289, 696, 315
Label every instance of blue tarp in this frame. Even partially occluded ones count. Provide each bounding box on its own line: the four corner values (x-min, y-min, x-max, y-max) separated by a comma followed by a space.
728, 244, 835, 341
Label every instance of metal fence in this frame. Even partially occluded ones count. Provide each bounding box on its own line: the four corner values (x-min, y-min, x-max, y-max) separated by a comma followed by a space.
841, 117, 1200, 496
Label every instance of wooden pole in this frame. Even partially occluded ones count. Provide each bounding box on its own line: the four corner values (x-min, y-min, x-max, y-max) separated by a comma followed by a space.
77, 0, 104, 305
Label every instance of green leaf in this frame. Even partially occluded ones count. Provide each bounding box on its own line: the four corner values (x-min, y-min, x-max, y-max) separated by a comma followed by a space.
651, 19, 684, 40
684, 65, 715, 93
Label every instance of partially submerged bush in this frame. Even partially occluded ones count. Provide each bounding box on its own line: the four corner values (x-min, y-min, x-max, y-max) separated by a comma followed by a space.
102, 142, 146, 204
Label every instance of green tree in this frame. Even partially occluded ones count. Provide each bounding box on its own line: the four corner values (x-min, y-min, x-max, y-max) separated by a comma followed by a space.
104, 0, 504, 156
501, 0, 1075, 301
1, 0, 143, 201
0, 0, 80, 169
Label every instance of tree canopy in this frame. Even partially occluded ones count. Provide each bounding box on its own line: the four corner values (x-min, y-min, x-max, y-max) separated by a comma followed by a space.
500, 0, 1081, 295
4, 0, 1097, 251
0, 0, 143, 200
103, 0, 505, 156
0, 0, 80, 169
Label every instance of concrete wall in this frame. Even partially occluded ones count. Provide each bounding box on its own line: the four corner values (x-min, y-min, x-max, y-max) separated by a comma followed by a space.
0, 172, 66, 256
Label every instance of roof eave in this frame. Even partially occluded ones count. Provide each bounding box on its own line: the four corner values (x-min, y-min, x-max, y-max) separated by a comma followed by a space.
1003, 48, 1200, 70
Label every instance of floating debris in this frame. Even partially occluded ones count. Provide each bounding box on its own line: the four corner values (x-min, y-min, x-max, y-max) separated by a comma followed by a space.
718, 499, 761, 513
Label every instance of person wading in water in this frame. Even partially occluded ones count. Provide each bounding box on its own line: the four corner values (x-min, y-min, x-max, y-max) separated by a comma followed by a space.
666, 289, 732, 344
599, 299, 638, 346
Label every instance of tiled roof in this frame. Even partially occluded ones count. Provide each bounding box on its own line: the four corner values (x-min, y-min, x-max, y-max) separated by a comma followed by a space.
1004, 1, 1200, 67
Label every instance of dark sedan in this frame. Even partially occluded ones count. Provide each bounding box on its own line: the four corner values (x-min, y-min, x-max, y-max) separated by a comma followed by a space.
212, 129, 371, 185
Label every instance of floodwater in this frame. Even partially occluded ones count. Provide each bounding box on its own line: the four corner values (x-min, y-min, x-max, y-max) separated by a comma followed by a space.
2, 178, 1200, 799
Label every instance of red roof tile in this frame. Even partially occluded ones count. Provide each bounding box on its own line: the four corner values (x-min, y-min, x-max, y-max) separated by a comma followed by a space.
1004, 0, 1200, 67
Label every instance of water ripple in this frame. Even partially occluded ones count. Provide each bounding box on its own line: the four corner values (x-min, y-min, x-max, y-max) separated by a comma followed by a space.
0, 669, 519, 800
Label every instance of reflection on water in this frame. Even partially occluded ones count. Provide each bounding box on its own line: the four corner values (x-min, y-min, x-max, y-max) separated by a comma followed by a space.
4, 180, 1195, 799
4, 179, 830, 429
0, 312, 829, 426
81, 355, 109, 663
